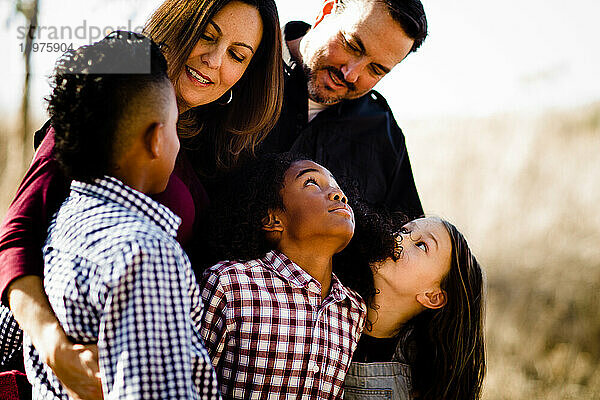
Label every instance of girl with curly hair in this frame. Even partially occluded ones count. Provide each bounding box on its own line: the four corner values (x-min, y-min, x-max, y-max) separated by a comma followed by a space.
197, 153, 366, 399
334, 208, 486, 400
0, 0, 282, 396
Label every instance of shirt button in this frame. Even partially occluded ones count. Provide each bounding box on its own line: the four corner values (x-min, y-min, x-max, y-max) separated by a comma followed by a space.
307, 282, 319, 292
309, 362, 320, 373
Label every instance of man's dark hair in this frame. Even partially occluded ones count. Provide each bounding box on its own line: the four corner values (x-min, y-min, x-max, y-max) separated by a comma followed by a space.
48, 31, 171, 182
339, 0, 428, 52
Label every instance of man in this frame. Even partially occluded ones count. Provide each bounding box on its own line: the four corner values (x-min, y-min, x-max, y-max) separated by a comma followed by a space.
261, 0, 427, 218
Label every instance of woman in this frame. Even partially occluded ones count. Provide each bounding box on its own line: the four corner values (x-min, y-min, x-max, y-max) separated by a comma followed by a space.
0, 0, 282, 397
145, 0, 282, 174
334, 208, 486, 400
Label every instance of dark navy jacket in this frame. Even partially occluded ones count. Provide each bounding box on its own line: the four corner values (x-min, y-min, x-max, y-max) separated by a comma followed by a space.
260, 22, 423, 218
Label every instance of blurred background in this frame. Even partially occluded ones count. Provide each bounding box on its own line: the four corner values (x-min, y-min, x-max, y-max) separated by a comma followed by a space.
1, 0, 599, 398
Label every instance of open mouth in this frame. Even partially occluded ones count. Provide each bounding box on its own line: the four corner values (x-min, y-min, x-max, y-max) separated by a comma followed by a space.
327, 69, 346, 88
185, 65, 213, 85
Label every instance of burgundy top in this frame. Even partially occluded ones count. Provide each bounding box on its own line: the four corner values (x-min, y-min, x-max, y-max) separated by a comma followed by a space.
0, 125, 209, 303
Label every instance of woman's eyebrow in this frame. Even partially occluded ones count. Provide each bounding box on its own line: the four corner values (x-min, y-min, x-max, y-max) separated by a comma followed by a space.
233, 42, 255, 53
209, 20, 255, 54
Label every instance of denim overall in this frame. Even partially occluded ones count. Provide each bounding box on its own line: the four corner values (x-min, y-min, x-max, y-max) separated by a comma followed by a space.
343, 360, 412, 400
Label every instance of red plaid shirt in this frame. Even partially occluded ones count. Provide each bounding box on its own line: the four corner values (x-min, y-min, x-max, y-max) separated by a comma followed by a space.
200, 250, 366, 399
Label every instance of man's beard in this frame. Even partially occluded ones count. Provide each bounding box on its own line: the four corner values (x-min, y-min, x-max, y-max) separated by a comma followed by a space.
303, 64, 358, 105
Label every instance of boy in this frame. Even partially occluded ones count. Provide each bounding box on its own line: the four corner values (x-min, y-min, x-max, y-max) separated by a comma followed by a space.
24, 32, 219, 399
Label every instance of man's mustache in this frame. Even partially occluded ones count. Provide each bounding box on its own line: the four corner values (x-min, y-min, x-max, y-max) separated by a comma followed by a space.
324, 67, 357, 91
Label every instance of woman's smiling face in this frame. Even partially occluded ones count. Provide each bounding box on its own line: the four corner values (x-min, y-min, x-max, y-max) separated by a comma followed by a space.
176, 1, 263, 110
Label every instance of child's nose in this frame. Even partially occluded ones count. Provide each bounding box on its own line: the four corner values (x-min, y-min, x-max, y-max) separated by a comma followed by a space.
329, 189, 348, 204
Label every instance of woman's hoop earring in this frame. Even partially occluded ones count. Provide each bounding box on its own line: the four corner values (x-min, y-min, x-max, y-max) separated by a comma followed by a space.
218, 89, 233, 105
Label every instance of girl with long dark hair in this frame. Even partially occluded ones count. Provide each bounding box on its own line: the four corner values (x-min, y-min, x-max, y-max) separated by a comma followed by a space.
335, 208, 486, 400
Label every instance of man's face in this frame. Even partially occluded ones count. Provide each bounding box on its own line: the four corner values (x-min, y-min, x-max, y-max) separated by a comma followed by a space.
300, 1, 415, 104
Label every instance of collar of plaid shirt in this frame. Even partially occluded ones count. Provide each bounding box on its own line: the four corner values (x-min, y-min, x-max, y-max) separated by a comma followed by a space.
257, 250, 361, 306
71, 175, 181, 238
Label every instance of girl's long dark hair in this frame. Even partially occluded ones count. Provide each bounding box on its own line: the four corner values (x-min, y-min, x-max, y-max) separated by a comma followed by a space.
334, 208, 486, 400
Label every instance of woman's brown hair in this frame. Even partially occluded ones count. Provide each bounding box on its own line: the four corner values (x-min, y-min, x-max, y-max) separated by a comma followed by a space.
144, 0, 283, 171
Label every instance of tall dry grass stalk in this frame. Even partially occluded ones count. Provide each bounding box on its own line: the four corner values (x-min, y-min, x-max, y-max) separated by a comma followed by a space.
0, 113, 32, 216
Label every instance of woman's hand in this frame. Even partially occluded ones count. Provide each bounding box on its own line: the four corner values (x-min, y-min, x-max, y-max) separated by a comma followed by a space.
44, 330, 102, 400
8, 275, 103, 399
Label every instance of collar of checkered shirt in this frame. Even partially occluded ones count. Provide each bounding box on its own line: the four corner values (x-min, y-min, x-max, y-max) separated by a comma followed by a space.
70, 175, 181, 238
252, 250, 364, 308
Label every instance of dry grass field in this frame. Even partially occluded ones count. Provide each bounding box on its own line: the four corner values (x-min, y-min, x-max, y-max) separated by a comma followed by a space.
404, 102, 600, 399
1, 102, 599, 398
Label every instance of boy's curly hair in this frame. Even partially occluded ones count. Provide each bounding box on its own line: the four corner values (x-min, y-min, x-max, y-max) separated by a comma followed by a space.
47, 31, 169, 182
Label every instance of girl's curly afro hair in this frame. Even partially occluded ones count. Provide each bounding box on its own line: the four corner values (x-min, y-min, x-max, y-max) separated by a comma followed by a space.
333, 198, 409, 304
198, 152, 308, 268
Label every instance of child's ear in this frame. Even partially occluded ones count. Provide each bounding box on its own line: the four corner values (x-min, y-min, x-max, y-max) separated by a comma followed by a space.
313, 0, 338, 28
145, 122, 164, 159
416, 288, 447, 310
261, 210, 284, 232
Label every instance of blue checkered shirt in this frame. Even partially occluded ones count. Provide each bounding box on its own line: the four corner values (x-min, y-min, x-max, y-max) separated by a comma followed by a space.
0, 304, 21, 366
23, 176, 220, 399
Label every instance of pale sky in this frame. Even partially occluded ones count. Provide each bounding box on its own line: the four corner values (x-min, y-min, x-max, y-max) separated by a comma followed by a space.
1, 0, 599, 122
